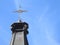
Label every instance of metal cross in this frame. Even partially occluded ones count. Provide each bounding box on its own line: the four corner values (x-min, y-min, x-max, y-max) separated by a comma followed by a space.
14, 5, 27, 22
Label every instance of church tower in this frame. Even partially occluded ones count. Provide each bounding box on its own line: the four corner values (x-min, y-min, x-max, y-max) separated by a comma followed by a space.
10, 20, 29, 45
10, 1, 29, 45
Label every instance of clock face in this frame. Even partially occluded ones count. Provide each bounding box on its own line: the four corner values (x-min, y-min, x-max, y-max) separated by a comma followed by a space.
14, 32, 24, 45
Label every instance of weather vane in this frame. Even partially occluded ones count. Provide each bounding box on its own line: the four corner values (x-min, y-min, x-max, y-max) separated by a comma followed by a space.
14, 1, 27, 22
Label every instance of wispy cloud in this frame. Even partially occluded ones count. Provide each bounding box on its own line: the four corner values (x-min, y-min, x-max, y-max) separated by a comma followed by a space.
37, 5, 60, 45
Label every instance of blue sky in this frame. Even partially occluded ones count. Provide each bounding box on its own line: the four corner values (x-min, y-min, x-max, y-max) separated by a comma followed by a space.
0, 0, 60, 45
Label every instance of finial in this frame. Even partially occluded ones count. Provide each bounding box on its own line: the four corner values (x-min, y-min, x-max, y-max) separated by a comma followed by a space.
13, 5, 27, 22
13, 0, 28, 22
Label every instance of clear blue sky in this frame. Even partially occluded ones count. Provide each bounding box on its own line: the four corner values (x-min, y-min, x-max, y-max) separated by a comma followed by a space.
0, 0, 60, 45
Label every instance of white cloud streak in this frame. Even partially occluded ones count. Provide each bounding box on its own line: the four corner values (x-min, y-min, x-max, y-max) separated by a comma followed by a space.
37, 6, 60, 45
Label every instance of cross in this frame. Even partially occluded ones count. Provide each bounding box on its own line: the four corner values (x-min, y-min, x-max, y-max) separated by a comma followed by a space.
14, 5, 27, 22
